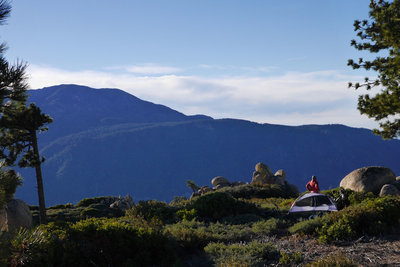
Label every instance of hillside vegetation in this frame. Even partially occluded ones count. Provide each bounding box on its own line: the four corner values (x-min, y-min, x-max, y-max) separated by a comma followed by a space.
2, 184, 400, 266
15, 84, 400, 205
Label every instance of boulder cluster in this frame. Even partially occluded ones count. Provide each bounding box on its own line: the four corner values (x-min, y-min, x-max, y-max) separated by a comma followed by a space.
250, 162, 299, 193
191, 162, 299, 198
339, 166, 400, 197
191, 177, 246, 198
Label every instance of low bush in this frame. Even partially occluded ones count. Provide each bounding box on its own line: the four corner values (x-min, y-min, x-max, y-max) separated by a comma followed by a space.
165, 219, 253, 250
323, 187, 376, 206
288, 216, 327, 235
176, 208, 197, 221
218, 184, 298, 199
126, 200, 178, 224
204, 240, 279, 266
187, 192, 259, 220
305, 252, 356, 267
80, 203, 123, 219
252, 218, 288, 236
221, 213, 264, 225
318, 196, 400, 243
169, 196, 190, 207
48, 203, 74, 210
279, 251, 303, 265
76, 196, 111, 207
8, 218, 179, 266
348, 191, 376, 205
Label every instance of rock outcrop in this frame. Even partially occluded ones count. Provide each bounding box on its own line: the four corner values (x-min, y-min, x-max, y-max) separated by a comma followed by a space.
379, 184, 400, 197
211, 176, 230, 187
275, 170, 286, 181
0, 199, 32, 232
251, 163, 285, 186
109, 195, 134, 212
198, 186, 213, 195
340, 166, 396, 194
249, 162, 299, 193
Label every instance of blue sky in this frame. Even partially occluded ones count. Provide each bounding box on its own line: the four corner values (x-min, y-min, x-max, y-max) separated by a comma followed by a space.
2, 0, 377, 128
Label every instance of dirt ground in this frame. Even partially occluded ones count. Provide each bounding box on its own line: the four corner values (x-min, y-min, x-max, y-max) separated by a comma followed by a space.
273, 234, 400, 266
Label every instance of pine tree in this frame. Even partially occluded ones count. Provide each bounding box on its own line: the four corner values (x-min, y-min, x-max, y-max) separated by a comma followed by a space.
0, 0, 52, 224
348, 0, 400, 139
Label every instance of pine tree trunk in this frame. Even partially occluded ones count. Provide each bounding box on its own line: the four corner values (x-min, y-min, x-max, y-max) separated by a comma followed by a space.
32, 130, 47, 224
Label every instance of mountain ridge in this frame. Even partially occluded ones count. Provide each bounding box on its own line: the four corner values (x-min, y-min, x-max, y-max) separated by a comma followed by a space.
14, 84, 400, 205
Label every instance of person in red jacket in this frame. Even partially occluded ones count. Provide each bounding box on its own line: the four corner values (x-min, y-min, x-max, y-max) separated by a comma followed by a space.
306, 175, 320, 193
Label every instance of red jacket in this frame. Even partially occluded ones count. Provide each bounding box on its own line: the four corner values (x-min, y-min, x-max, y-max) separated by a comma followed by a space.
306, 180, 320, 193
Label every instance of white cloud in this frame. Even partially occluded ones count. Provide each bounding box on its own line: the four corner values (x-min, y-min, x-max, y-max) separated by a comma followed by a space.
198, 64, 278, 73
27, 64, 378, 129
106, 64, 182, 75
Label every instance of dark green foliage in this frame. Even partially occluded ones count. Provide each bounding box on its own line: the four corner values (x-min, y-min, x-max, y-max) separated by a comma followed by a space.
7, 218, 178, 267
169, 195, 189, 207
80, 203, 123, 219
221, 213, 264, 225
348, 190, 376, 205
288, 216, 327, 235
76, 196, 111, 207
204, 240, 279, 266
165, 220, 253, 250
252, 218, 288, 236
348, 0, 400, 139
30, 202, 124, 226
0, 168, 22, 209
324, 187, 376, 206
280, 251, 303, 265
176, 208, 197, 221
126, 199, 178, 224
218, 184, 298, 199
47, 203, 74, 210
318, 196, 400, 243
188, 192, 259, 220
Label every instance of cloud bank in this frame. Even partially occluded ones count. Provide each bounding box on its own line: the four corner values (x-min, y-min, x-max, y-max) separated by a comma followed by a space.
27, 64, 377, 129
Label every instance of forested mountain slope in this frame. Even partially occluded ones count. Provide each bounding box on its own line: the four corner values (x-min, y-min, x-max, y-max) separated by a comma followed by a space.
15, 84, 400, 205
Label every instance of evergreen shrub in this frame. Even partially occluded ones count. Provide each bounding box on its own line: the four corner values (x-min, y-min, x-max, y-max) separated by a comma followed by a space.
76, 196, 111, 207
219, 184, 298, 199
165, 220, 253, 250
8, 218, 178, 266
288, 216, 327, 235
252, 218, 288, 236
187, 192, 259, 220
204, 240, 279, 266
318, 196, 400, 243
126, 199, 178, 224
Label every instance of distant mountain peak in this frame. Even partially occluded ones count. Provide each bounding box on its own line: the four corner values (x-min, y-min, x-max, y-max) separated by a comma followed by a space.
28, 84, 212, 137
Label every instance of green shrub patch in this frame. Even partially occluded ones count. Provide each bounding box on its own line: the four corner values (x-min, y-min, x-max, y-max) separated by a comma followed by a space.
204, 240, 279, 266
318, 196, 400, 243
6, 218, 178, 266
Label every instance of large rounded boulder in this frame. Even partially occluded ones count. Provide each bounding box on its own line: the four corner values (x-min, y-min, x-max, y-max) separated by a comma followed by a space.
340, 166, 396, 194
211, 176, 230, 187
379, 184, 400, 197
0, 199, 32, 232
255, 163, 274, 180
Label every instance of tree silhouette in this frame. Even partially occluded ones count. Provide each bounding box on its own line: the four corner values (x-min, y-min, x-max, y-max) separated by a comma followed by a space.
348, 0, 400, 139
0, 0, 52, 224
